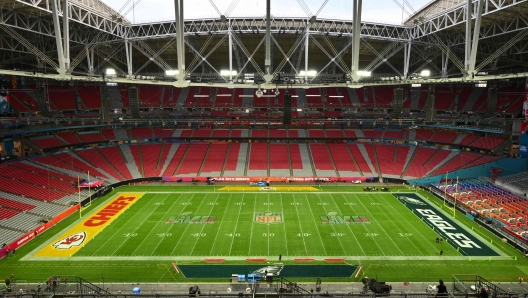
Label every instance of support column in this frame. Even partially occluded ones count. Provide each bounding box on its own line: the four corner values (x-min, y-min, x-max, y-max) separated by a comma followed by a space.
125, 40, 133, 78
62, 0, 69, 71
86, 45, 94, 76
468, 0, 483, 78
350, 0, 362, 82
263, 0, 273, 83
305, 31, 309, 83
464, 0, 473, 71
174, 0, 187, 85
403, 42, 411, 80
229, 21, 233, 83
441, 50, 449, 78
51, 0, 66, 76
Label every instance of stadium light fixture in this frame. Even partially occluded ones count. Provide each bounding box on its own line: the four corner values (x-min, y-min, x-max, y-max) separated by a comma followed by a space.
420, 70, 431, 77
220, 70, 237, 76
105, 68, 116, 77
255, 88, 263, 98
358, 70, 372, 77
300, 70, 317, 77
165, 70, 179, 76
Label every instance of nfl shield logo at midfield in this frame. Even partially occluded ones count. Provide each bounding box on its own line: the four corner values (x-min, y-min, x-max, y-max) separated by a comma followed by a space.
254, 212, 283, 224
52, 231, 86, 249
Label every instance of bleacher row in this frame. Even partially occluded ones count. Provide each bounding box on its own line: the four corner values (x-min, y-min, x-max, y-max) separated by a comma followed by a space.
434, 179, 528, 241
29, 128, 507, 151
13, 141, 500, 183
7, 85, 525, 115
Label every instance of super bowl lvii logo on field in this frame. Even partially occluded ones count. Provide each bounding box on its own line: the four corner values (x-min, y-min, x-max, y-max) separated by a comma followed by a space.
254, 212, 283, 224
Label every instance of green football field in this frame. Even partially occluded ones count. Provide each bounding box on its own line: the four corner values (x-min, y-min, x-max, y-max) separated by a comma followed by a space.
5, 185, 526, 283
62, 189, 497, 258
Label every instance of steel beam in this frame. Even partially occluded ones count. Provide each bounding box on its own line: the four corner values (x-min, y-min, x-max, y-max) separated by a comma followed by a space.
263, 0, 273, 83
174, 0, 187, 85
350, 0, 362, 81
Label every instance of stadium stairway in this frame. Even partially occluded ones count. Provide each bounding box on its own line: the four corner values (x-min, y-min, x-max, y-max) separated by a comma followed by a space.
291, 143, 315, 176
424, 150, 460, 177
356, 144, 377, 175
400, 145, 417, 178
222, 143, 247, 177
118, 145, 143, 179
159, 144, 180, 175
72, 151, 120, 184
200, 143, 228, 177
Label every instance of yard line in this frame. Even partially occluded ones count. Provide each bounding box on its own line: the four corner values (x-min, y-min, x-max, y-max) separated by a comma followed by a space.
334, 194, 367, 256
267, 193, 270, 256
292, 195, 309, 255
109, 193, 171, 257
188, 193, 221, 256
228, 193, 244, 256
312, 193, 344, 256
360, 193, 406, 255
168, 193, 209, 256
129, 193, 190, 256
303, 193, 329, 256
208, 194, 233, 255
378, 194, 437, 255
148, 192, 195, 256
278, 192, 289, 256
89, 193, 166, 256
248, 194, 256, 256
350, 193, 387, 256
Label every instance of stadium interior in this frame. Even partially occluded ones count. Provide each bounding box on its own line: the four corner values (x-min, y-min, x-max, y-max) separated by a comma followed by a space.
1, 0, 528, 297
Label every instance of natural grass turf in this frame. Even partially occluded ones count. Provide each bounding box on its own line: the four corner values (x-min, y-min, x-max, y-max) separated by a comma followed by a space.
1, 185, 527, 283
73, 191, 460, 258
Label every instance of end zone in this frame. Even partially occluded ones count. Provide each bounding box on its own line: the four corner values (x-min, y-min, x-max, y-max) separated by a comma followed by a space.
33, 192, 145, 258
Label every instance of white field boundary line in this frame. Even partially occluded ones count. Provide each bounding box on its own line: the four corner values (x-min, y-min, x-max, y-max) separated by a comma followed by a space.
413, 192, 509, 257
20, 255, 514, 262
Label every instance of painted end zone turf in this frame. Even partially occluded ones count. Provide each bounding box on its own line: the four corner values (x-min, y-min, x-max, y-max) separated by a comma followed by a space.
217, 186, 320, 191
34, 192, 144, 257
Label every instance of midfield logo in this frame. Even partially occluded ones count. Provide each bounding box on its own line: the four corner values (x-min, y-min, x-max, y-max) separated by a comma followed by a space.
320, 212, 370, 224
52, 231, 86, 249
166, 212, 216, 224
254, 212, 283, 224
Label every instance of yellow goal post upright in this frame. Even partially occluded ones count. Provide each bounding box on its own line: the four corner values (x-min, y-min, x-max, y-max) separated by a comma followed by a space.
444, 172, 448, 207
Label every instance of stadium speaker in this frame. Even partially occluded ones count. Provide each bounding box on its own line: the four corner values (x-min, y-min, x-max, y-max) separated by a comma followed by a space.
283, 92, 292, 125
128, 87, 140, 118
391, 88, 404, 118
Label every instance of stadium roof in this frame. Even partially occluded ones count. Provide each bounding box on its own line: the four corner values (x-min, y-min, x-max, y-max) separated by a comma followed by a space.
0, 0, 527, 89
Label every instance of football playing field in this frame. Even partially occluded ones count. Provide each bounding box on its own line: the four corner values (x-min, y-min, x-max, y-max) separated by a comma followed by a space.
30, 188, 504, 260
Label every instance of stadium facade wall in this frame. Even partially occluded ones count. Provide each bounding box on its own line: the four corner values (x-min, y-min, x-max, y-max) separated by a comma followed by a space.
408, 157, 527, 186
